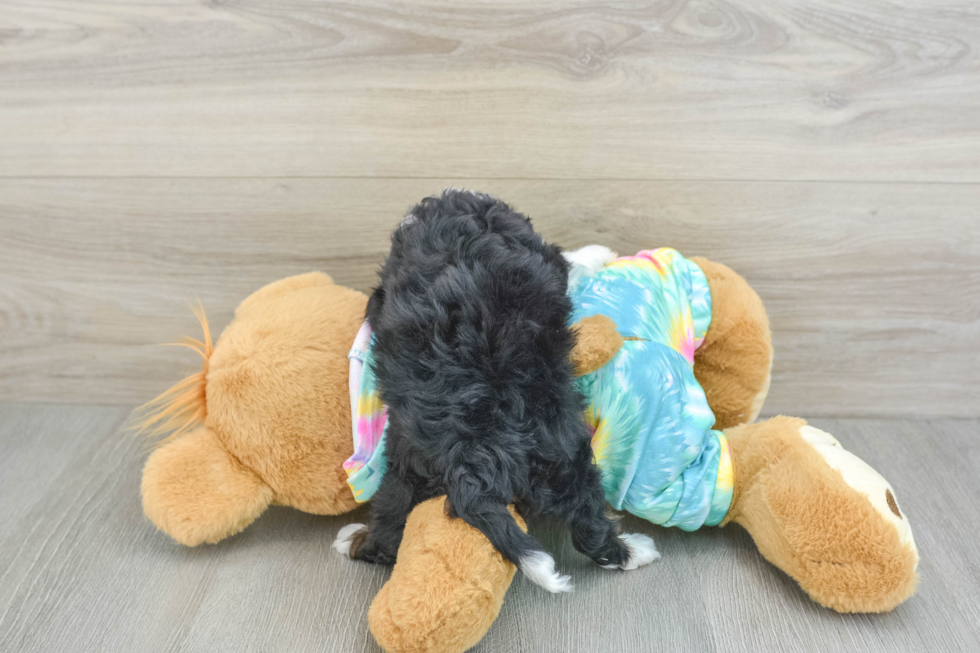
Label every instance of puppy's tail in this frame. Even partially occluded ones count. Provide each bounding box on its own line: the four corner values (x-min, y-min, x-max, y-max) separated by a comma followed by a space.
447, 486, 573, 593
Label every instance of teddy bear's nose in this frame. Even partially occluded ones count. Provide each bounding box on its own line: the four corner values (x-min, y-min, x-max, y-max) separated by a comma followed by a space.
885, 489, 902, 519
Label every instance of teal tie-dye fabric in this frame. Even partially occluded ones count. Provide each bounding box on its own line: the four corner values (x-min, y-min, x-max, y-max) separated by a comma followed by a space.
570, 248, 733, 530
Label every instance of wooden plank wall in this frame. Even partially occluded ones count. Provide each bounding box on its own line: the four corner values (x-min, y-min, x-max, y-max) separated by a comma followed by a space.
1, 0, 978, 417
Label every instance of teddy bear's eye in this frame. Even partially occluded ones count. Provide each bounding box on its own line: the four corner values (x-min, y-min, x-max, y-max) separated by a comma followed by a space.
885, 489, 902, 519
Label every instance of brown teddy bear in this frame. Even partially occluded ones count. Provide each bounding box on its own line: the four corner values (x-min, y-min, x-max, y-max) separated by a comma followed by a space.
137, 250, 918, 653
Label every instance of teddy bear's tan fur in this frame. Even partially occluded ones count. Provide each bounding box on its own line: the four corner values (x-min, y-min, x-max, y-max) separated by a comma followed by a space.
689, 257, 773, 430
138, 258, 919, 653
140, 272, 364, 546
722, 417, 920, 613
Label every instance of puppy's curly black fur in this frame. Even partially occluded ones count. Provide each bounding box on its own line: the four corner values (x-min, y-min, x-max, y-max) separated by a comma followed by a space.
342, 190, 653, 591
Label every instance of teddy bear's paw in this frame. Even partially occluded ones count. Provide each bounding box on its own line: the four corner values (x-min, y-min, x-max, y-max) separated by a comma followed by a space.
607, 533, 660, 570
332, 523, 367, 557
519, 551, 575, 593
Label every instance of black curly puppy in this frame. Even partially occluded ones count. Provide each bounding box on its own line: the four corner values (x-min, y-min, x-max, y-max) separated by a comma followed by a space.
333, 190, 657, 591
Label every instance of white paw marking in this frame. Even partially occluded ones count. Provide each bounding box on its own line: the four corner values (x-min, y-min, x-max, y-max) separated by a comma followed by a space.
616, 533, 660, 570
519, 551, 574, 593
332, 523, 367, 557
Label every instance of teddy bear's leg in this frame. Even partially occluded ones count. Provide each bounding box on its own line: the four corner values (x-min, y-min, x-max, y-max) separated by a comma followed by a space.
369, 496, 522, 653
723, 416, 919, 612
141, 426, 274, 546
689, 257, 773, 429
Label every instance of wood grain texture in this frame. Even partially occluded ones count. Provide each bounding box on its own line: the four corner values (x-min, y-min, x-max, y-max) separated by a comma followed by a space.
1, 0, 979, 180
2, 178, 978, 416
0, 404, 388, 653
1, 405, 978, 652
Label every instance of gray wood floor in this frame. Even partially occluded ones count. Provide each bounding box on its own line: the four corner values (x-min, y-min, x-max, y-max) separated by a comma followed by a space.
1, 403, 977, 653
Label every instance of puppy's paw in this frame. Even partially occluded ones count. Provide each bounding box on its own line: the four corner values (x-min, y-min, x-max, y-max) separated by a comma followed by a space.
519, 551, 574, 593
617, 532, 660, 570
332, 523, 367, 557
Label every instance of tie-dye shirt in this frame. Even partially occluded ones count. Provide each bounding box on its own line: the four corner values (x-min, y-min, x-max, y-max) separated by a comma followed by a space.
344, 321, 387, 503
343, 248, 733, 530
570, 248, 733, 530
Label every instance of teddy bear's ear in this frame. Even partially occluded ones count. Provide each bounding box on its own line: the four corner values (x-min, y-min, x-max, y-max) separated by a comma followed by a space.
141, 426, 273, 546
